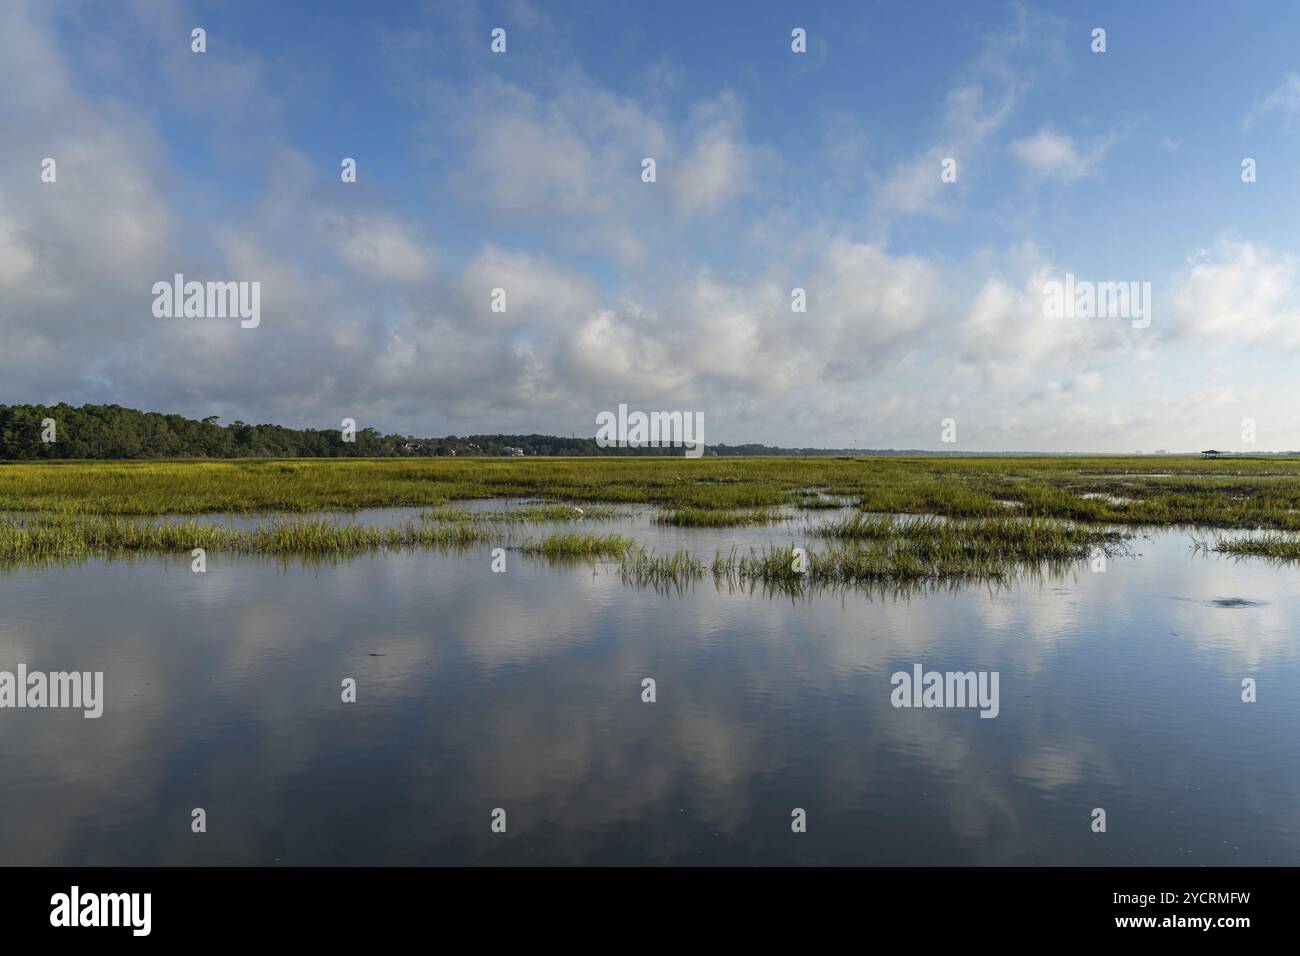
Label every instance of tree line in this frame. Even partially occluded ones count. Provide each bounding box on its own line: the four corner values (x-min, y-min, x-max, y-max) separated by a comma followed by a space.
0, 403, 817, 459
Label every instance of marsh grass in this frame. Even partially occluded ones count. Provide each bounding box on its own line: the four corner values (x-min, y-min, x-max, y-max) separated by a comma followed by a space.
653, 507, 790, 527
618, 548, 707, 595
6, 456, 1300, 580
795, 498, 849, 510
513, 532, 638, 559
424, 504, 627, 524
710, 543, 1017, 585
1199, 533, 1300, 560
0, 514, 498, 564
3, 455, 1298, 529
612, 513, 1117, 593
812, 513, 1127, 562
0, 514, 662, 566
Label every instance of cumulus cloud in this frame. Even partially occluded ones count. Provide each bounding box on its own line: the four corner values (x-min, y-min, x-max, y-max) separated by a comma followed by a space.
461, 245, 601, 328
5, 1, 1300, 452
0, 3, 178, 394
962, 246, 1136, 384
440, 74, 771, 264
1008, 128, 1113, 180
567, 308, 694, 397
333, 216, 436, 284
1168, 237, 1300, 347
670, 90, 774, 214
807, 240, 944, 364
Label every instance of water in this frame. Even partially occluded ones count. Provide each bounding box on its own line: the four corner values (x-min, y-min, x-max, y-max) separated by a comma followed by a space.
2, 506, 1298, 865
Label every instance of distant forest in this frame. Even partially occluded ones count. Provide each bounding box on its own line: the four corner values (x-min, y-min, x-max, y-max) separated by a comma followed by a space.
0, 403, 848, 459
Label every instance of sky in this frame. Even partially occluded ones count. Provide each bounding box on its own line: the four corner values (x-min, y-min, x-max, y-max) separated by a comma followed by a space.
2, 0, 1300, 451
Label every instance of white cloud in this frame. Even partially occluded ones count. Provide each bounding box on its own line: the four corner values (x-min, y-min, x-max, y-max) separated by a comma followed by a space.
568, 308, 694, 397
670, 90, 774, 214
809, 240, 943, 362
875, 9, 1049, 219
0, 213, 36, 286
1008, 128, 1113, 180
1168, 237, 1300, 347
9, 1, 1300, 453
1042, 371, 1103, 399
443, 75, 770, 264
333, 215, 435, 283
461, 245, 600, 329
962, 247, 1135, 382
1243, 73, 1300, 131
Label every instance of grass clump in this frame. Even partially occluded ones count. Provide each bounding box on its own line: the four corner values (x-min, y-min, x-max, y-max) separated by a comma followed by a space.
653, 507, 788, 527
812, 513, 1126, 562
513, 532, 637, 559
618, 548, 707, 594
1201, 533, 1300, 559
711, 543, 1006, 585
0, 514, 497, 563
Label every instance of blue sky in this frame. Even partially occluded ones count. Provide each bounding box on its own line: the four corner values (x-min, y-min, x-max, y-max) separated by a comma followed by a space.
3, 0, 1300, 450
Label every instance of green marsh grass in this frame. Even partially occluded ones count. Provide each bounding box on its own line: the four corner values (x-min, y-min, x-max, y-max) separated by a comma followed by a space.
4, 456, 1300, 529
6, 456, 1300, 581
1200, 533, 1300, 560
711, 543, 1015, 585
618, 548, 708, 595
423, 503, 627, 524
514, 532, 638, 559
653, 507, 789, 527
811, 513, 1127, 562
0, 514, 499, 564
0, 515, 652, 566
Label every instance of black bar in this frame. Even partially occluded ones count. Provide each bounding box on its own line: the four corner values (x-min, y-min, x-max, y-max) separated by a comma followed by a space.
0, 866, 1278, 941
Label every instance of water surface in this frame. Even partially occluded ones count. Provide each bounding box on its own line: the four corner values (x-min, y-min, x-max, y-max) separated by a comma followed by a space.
1, 506, 1297, 865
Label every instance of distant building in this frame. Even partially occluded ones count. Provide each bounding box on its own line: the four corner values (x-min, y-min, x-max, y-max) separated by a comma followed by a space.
1201, 449, 1224, 459
503, 446, 524, 457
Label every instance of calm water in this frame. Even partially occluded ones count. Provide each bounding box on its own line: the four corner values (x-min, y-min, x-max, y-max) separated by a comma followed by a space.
2, 505, 1298, 865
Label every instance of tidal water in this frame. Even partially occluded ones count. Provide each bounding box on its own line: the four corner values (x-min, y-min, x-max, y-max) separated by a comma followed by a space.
1, 505, 1298, 865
